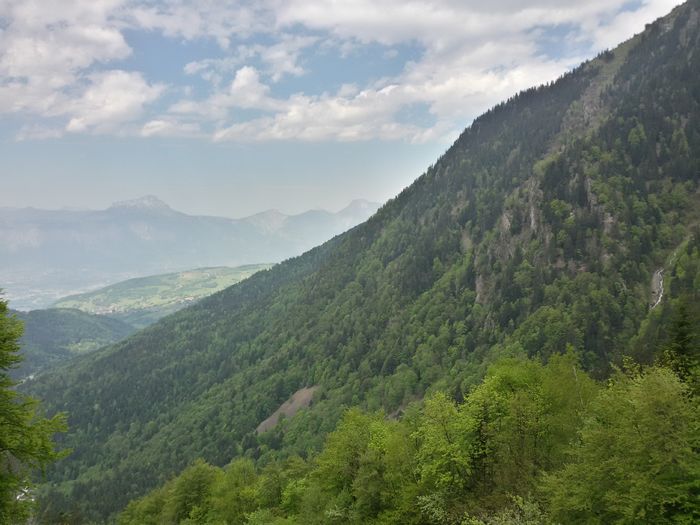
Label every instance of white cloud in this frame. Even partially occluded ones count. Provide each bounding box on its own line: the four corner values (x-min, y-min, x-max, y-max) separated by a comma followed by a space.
170, 65, 286, 122
0, 0, 686, 142
140, 118, 201, 137
588, 0, 684, 50
125, 0, 268, 49
0, 0, 169, 136
270, 0, 625, 47
15, 125, 65, 141
0, 0, 130, 95
213, 84, 443, 143
257, 35, 318, 81
183, 35, 317, 86
228, 66, 275, 109
184, 0, 684, 143
65, 71, 165, 133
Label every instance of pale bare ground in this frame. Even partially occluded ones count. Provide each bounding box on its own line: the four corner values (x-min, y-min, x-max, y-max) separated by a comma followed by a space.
256, 386, 319, 434
650, 268, 664, 309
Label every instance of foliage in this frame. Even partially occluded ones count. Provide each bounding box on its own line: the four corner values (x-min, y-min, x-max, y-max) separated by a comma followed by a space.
11, 308, 135, 379
116, 352, 699, 524
23, 1, 700, 520
0, 297, 67, 522
544, 366, 700, 524
660, 296, 700, 392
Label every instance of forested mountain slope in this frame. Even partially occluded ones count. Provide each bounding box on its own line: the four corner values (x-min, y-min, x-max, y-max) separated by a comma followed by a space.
26, 1, 700, 520
12, 308, 135, 380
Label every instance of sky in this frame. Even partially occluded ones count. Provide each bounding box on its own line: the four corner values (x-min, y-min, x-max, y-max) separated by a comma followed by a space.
0, 0, 684, 218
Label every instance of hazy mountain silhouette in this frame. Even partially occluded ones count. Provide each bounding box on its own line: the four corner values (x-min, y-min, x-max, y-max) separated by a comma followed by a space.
0, 197, 380, 309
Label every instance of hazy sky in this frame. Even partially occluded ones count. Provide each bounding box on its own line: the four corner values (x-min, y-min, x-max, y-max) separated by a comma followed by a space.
0, 0, 683, 217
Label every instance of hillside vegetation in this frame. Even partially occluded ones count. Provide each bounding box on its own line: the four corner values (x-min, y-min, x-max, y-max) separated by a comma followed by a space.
25, 1, 700, 521
0, 300, 66, 522
12, 308, 134, 379
119, 344, 699, 524
53, 265, 272, 329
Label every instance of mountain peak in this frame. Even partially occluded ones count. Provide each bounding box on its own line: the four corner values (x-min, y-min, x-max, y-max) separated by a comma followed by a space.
110, 195, 171, 211
338, 198, 381, 217
245, 209, 289, 233
342, 198, 375, 210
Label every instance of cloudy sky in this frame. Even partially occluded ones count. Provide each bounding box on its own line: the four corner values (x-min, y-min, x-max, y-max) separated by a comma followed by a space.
0, 0, 683, 217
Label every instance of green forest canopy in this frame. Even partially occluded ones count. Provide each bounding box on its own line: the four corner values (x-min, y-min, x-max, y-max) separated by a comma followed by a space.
23, 1, 700, 521
0, 298, 66, 522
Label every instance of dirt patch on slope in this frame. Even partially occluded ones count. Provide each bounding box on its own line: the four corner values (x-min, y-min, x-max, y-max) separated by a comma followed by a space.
650, 268, 664, 308
256, 386, 319, 434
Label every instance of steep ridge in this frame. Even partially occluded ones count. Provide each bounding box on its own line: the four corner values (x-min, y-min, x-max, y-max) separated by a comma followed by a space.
26, 2, 700, 519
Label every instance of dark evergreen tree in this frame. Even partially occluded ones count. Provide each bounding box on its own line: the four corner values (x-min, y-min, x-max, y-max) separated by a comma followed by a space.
0, 297, 66, 522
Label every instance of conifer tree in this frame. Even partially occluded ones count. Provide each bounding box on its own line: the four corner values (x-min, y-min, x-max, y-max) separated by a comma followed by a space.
0, 296, 66, 522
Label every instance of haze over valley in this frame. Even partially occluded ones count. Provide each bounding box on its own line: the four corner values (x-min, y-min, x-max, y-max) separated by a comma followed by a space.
1, 197, 379, 309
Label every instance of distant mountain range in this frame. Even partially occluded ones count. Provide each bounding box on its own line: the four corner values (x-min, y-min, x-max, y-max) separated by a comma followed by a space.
0, 197, 380, 309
